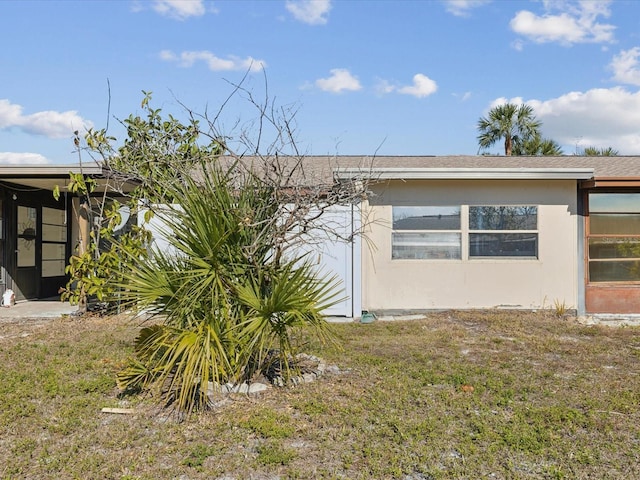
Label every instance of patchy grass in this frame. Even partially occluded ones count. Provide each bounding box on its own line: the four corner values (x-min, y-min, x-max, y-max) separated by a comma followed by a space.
1, 311, 640, 479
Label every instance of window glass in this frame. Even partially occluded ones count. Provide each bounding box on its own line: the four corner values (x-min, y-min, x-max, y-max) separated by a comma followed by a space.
392, 206, 461, 260
41, 207, 67, 276
42, 207, 66, 225
392, 232, 461, 259
589, 193, 640, 213
469, 206, 537, 230
469, 233, 538, 257
393, 206, 460, 230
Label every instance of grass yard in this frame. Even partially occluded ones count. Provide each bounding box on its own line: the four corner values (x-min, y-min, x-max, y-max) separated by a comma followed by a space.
1, 311, 639, 479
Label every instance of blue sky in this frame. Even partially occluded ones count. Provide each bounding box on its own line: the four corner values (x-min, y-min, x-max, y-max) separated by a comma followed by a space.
1, 0, 640, 165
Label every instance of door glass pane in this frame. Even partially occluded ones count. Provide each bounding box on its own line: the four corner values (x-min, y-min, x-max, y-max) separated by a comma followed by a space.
590, 214, 640, 235
589, 193, 640, 213
589, 237, 640, 259
590, 260, 640, 282
17, 206, 36, 267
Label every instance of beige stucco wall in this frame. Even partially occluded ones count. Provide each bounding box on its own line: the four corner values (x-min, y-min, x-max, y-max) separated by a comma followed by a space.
361, 179, 579, 312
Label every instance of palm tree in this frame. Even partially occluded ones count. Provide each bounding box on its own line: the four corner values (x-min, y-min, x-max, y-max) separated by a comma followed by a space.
511, 134, 563, 156
580, 146, 619, 156
477, 103, 542, 156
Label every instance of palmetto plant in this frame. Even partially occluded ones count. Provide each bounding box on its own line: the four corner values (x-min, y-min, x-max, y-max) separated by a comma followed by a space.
116, 163, 341, 413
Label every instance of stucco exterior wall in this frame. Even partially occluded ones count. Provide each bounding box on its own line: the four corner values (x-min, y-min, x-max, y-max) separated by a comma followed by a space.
362, 179, 579, 312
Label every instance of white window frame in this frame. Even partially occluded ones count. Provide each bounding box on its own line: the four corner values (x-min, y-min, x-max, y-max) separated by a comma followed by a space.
468, 205, 538, 259
391, 206, 462, 260
391, 205, 539, 261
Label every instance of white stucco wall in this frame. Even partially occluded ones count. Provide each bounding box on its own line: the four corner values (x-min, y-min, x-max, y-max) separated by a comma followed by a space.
362, 179, 579, 312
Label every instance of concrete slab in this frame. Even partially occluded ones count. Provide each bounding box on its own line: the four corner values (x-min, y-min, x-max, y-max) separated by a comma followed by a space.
325, 316, 355, 323
578, 314, 640, 327
0, 299, 77, 320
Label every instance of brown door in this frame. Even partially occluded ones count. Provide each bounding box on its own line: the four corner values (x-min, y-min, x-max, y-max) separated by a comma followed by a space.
585, 192, 640, 314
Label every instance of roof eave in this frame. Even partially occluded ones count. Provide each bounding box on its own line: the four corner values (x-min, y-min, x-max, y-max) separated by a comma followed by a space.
0, 163, 104, 177
335, 167, 595, 181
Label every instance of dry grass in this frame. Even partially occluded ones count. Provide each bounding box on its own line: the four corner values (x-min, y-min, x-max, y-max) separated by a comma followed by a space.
1, 311, 640, 479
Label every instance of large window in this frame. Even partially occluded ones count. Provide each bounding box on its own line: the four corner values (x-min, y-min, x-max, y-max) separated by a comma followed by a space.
469, 206, 538, 258
588, 193, 640, 282
391, 205, 539, 260
392, 206, 461, 259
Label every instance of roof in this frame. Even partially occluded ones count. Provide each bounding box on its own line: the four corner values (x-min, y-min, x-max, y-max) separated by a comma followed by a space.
4, 156, 640, 190
223, 155, 640, 185
317, 155, 640, 181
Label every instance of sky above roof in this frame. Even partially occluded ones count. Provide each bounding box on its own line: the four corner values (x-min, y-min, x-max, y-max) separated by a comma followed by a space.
1, 0, 640, 165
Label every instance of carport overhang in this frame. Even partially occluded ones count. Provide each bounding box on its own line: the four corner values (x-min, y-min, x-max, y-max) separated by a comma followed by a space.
0, 164, 104, 191
0, 163, 138, 194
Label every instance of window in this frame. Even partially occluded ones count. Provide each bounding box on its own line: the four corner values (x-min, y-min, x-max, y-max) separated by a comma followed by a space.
391, 205, 539, 260
588, 193, 640, 282
392, 206, 461, 259
469, 206, 538, 257
42, 207, 67, 277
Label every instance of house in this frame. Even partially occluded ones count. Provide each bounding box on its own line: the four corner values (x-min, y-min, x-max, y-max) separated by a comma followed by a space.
333, 155, 640, 316
2, 156, 640, 316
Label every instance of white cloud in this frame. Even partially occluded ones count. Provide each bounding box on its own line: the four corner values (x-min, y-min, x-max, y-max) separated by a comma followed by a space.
397, 74, 438, 98
0, 152, 50, 165
510, 0, 615, 46
0, 99, 92, 139
152, 0, 206, 20
453, 91, 472, 102
286, 0, 331, 25
376, 74, 438, 98
610, 47, 640, 86
491, 88, 640, 154
315, 69, 361, 93
160, 50, 266, 72
374, 79, 396, 95
444, 0, 491, 17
